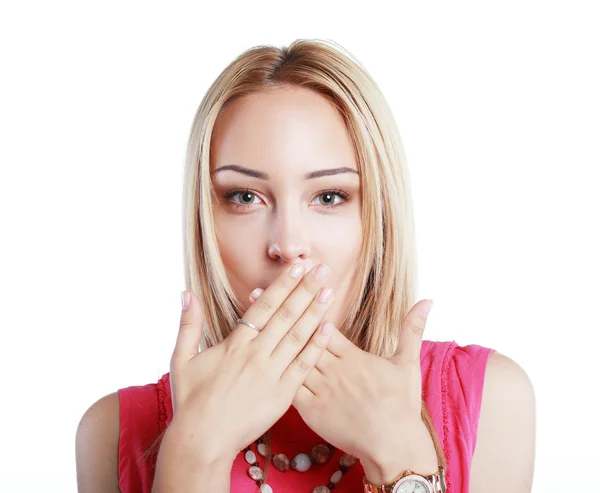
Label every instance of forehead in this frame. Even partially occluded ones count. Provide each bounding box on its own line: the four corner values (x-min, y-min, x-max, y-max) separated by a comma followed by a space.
210, 87, 358, 175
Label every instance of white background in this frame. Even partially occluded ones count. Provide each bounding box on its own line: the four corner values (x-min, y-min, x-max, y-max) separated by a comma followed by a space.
1, 1, 598, 492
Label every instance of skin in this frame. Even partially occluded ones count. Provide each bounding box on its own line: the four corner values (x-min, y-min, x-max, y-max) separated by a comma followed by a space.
208, 85, 536, 489
75, 85, 535, 493
209, 86, 363, 330
209, 86, 438, 483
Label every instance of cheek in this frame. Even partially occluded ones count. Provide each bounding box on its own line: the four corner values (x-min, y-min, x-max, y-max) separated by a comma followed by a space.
312, 215, 362, 281
312, 216, 362, 330
313, 217, 360, 250
214, 213, 267, 290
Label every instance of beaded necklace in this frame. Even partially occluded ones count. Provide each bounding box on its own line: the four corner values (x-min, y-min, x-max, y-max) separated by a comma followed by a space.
244, 434, 358, 493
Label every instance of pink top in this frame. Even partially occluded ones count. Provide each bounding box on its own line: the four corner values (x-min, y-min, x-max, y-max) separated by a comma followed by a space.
118, 340, 495, 493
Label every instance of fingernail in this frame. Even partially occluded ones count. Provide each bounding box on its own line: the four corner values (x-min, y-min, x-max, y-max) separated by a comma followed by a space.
420, 299, 433, 317
290, 264, 305, 279
181, 291, 190, 311
250, 288, 263, 300
321, 321, 334, 336
317, 287, 333, 303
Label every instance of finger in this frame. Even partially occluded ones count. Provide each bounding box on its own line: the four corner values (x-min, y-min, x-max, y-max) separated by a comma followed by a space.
322, 325, 353, 358
280, 321, 335, 395
171, 290, 204, 368
292, 385, 315, 409
269, 283, 335, 368
249, 288, 264, 304
314, 348, 337, 372
302, 366, 325, 395
393, 299, 433, 364
254, 264, 331, 353
229, 263, 306, 344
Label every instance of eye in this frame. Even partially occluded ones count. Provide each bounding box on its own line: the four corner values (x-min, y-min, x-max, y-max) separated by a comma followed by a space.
234, 190, 260, 205
224, 189, 262, 208
223, 188, 350, 212
311, 189, 350, 210
314, 191, 339, 206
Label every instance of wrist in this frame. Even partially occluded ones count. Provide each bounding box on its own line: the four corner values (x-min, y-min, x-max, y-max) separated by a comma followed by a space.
162, 418, 238, 466
360, 421, 439, 484
154, 442, 232, 493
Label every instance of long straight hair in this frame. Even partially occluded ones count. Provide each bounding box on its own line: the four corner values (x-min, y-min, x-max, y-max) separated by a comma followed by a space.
144, 38, 446, 487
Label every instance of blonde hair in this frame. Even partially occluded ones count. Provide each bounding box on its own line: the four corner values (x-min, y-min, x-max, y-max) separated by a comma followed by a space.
147, 38, 446, 485
186, 39, 415, 356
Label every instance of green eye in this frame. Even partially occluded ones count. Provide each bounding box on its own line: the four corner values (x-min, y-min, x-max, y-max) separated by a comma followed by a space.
224, 188, 350, 212
317, 192, 336, 205
238, 192, 256, 204
225, 189, 260, 205
313, 189, 349, 208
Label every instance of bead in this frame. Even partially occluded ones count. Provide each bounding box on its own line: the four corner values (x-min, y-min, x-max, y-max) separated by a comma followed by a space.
248, 466, 264, 481
311, 444, 332, 464
331, 470, 343, 484
246, 441, 352, 491
291, 453, 312, 472
272, 453, 291, 472
339, 453, 357, 467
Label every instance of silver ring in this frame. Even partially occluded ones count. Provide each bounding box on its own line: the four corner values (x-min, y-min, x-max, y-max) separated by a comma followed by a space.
236, 318, 259, 332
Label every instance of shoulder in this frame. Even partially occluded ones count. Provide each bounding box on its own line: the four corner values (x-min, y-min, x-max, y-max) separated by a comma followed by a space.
470, 351, 536, 493
479, 351, 535, 430
482, 351, 535, 398
76, 392, 121, 493
478, 351, 535, 433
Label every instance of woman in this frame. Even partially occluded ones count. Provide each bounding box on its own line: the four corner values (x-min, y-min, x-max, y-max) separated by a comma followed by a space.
76, 39, 536, 493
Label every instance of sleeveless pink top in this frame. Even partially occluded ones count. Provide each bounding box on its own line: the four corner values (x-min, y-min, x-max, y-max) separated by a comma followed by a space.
118, 341, 495, 493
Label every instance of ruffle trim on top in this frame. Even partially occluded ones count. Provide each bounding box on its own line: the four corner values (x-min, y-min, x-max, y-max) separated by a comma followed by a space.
157, 375, 168, 433
440, 341, 457, 493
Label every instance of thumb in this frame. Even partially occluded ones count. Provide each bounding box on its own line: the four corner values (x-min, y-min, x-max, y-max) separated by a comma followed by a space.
391, 299, 433, 364
249, 288, 264, 303
172, 290, 205, 366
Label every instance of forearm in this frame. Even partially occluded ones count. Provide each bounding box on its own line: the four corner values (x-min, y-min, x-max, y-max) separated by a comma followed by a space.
152, 423, 234, 493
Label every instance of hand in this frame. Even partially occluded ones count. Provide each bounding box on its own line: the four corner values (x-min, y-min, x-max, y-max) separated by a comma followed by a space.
167, 263, 336, 466
293, 299, 439, 483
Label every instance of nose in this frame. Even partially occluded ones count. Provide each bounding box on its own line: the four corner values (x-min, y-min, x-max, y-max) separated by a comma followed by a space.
267, 205, 310, 263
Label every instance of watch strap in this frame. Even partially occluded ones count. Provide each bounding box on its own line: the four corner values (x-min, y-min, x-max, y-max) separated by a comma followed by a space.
363, 465, 446, 493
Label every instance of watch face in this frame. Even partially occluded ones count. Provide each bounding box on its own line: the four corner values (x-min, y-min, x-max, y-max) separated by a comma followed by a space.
392, 474, 434, 493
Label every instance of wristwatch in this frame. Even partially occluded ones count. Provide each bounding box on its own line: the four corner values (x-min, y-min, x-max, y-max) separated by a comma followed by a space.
363, 465, 446, 493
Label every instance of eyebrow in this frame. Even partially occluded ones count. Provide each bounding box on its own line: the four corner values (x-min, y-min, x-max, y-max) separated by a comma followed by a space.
212, 164, 359, 180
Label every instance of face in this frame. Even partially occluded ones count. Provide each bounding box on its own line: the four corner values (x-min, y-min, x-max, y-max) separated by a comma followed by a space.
209, 86, 363, 331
